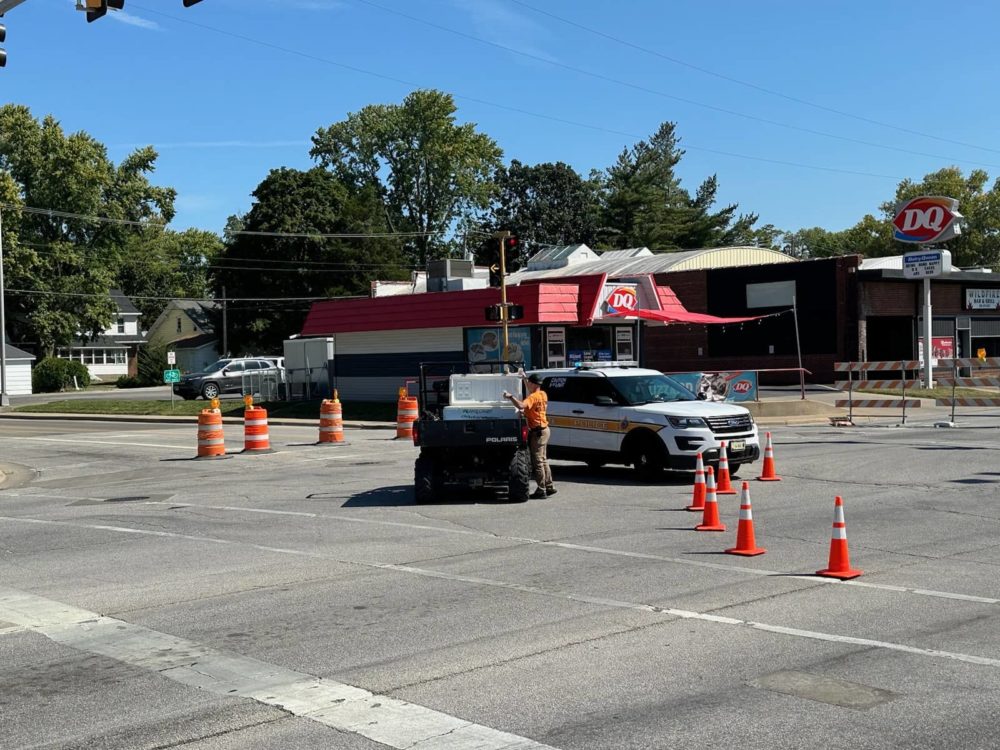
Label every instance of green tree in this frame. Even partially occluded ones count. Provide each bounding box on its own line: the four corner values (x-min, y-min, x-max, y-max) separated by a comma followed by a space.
310, 90, 503, 266
485, 160, 601, 249
876, 167, 1000, 268
0, 104, 175, 353
599, 122, 758, 250
215, 167, 408, 354
116, 228, 223, 329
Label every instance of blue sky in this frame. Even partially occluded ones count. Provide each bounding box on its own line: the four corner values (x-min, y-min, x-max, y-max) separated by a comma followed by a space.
4, 0, 1000, 240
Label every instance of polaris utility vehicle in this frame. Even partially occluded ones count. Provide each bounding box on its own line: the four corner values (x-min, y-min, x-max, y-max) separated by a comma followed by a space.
530, 361, 760, 477
412, 362, 531, 503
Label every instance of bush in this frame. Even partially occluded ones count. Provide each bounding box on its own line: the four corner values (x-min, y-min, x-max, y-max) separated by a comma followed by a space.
32, 357, 69, 393
65, 359, 91, 389
136, 344, 168, 386
116, 375, 142, 389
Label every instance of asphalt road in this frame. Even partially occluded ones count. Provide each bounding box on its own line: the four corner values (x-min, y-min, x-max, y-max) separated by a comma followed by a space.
1, 417, 999, 749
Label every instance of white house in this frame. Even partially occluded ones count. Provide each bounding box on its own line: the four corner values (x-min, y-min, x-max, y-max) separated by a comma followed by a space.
55, 290, 145, 381
2, 341, 35, 395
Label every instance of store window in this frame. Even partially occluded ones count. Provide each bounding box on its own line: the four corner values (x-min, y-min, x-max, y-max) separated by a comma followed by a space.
566, 327, 613, 366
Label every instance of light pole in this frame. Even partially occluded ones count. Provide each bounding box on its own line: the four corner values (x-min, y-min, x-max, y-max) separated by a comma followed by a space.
0, 205, 10, 406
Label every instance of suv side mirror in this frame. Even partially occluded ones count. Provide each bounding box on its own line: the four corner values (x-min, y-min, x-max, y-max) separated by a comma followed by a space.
594, 396, 615, 406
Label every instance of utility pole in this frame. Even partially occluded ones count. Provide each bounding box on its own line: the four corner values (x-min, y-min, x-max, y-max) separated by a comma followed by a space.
0, 206, 10, 406
221, 285, 228, 357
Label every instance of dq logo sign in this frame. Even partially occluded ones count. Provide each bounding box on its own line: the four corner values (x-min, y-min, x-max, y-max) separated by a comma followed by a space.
604, 286, 638, 315
732, 380, 752, 395
892, 196, 962, 244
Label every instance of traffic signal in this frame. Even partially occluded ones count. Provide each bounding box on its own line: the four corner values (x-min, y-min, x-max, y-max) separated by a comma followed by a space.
84, 0, 124, 23
0, 23, 6, 68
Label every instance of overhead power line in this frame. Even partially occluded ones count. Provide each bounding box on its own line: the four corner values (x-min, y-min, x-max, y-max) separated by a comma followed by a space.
128, 3, 903, 181
6, 288, 357, 303
2, 203, 444, 240
356, 0, 1000, 170
508, 0, 1000, 158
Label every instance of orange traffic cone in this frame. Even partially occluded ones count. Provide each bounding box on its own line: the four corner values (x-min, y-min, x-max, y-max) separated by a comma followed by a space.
686, 452, 706, 511
756, 432, 782, 481
816, 496, 862, 579
725, 482, 766, 556
696, 467, 725, 532
716, 441, 736, 495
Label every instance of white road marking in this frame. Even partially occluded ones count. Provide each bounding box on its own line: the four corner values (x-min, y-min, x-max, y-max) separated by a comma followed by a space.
146, 501, 1000, 607
0, 624, 27, 636
21, 437, 190, 451
1, 515, 998, 670
0, 586, 556, 750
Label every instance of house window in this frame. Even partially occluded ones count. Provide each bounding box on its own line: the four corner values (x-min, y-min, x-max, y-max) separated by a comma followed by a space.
113, 350, 126, 364
83, 350, 98, 364
176, 317, 182, 333
117, 317, 126, 333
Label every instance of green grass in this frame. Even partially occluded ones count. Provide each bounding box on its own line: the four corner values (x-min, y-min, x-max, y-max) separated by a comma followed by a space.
13, 399, 398, 421
857, 386, 993, 399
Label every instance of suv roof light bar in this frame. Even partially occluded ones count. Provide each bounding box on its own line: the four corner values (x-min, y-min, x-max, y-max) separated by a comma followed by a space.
574, 360, 640, 369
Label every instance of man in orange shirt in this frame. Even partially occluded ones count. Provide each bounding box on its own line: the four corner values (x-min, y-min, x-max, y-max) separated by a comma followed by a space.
503, 373, 555, 499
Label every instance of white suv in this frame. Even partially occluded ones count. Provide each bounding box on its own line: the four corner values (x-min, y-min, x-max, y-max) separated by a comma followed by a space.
531, 362, 760, 477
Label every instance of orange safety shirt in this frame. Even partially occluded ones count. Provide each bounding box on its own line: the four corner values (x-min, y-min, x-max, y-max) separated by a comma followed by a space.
521, 390, 549, 429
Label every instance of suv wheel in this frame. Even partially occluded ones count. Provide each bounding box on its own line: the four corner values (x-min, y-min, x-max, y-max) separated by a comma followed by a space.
627, 433, 665, 479
729, 462, 742, 477
506, 449, 530, 502
201, 382, 221, 400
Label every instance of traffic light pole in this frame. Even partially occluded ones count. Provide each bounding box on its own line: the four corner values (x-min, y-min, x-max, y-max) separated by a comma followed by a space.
498, 231, 510, 363
0, 206, 10, 406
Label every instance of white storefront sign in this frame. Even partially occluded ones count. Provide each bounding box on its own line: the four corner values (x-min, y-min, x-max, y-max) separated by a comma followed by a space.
966, 288, 1000, 310
903, 249, 951, 279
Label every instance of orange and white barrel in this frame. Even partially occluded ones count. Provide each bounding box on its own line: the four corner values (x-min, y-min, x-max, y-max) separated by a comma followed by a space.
396, 396, 418, 440
319, 398, 344, 443
243, 406, 271, 452
197, 409, 225, 458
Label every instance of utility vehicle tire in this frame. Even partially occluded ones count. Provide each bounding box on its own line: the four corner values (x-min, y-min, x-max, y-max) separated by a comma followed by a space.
201, 382, 221, 400
414, 456, 437, 504
729, 463, 742, 477
629, 433, 665, 479
507, 449, 531, 502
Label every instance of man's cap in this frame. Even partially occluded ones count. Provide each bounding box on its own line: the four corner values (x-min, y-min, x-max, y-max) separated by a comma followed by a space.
526, 373, 543, 384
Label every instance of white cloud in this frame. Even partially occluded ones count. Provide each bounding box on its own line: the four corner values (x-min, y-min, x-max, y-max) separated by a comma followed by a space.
450, 0, 557, 64
108, 11, 161, 30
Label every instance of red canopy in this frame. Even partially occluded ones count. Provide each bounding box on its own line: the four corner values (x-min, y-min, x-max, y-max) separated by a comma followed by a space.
607, 308, 766, 325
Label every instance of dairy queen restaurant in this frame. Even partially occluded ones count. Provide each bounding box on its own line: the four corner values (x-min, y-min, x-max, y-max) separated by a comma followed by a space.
298, 245, 1000, 401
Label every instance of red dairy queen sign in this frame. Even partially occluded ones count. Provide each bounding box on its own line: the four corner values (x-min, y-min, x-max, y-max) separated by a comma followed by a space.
892, 196, 962, 244
602, 285, 638, 316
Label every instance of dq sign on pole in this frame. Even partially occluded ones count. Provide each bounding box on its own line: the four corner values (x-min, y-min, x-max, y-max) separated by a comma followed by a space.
892, 196, 962, 244
892, 196, 962, 389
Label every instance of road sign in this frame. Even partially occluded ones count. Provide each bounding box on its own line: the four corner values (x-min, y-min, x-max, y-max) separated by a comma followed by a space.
163, 369, 181, 384
903, 249, 951, 279
167, 351, 176, 365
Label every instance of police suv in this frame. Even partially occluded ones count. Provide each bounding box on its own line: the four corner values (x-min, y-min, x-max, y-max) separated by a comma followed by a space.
531, 362, 760, 477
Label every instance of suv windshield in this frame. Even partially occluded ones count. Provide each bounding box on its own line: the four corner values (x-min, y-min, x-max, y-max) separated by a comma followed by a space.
610, 374, 696, 405
201, 360, 232, 373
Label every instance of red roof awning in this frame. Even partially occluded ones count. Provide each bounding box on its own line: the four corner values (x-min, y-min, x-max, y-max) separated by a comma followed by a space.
607, 308, 765, 325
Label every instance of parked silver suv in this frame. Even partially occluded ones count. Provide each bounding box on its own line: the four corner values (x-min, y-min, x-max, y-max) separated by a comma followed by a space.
173, 358, 282, 400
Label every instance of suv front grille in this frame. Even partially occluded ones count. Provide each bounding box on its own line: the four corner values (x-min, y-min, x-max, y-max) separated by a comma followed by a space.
705, 414, 753, 434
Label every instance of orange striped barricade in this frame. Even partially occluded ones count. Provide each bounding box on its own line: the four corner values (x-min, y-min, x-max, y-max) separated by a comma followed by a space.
935, 357, 1000, 425
242, 406, 273, 453
834, 359, 923, 425
196, 409, 226, 459
319, 395, 345, 445
396, 391, 419, 440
